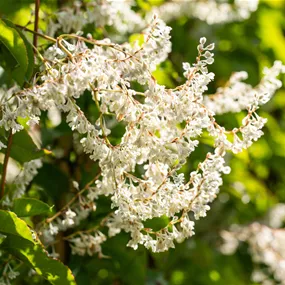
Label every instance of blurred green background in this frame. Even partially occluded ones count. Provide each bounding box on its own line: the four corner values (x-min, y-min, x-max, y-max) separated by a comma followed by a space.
1, 0, 285, 284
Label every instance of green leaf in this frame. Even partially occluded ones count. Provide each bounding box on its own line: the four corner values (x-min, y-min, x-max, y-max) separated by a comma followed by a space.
0, 0, 55, 17
0, 1, 34, 17
0, 210, 35, 241
14, 24, 34, 81
144, 215, 169, 232
12, 198, 52, 217
0, 210, 77, 285
0, 18, 34, 85
2, 18, 34, 82
0, 129, 44, 164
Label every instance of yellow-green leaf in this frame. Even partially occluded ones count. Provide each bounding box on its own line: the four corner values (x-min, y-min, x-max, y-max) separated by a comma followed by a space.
0, 18, 34, 85
0, 210, 76, 285
12, 198, 52, 217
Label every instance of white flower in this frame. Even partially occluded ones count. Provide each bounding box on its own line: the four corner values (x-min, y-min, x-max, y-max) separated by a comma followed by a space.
1, 12, 282, 253
7, 271, 20, 280
49, 223, 59, 236
62, 209, 77, 227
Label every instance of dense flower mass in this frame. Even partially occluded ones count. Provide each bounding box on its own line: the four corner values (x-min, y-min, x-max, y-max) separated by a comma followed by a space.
0, 9, 284, 256
0, 2, 284, 269
46, 0, 260, 38
148, 0, 259, 25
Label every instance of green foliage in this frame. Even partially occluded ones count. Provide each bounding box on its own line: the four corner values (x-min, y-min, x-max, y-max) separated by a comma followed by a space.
0, 0, 34, 17
0, 129, 44, 164
0, 1, 285, 285
70, 234, 147, 285
0, 18, 34, 86
12, 198, 52, 217
0, 210, 76, 285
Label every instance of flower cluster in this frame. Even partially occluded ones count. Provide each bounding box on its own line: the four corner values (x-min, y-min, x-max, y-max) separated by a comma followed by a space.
68, 231, 107, 257
46, 0, 259, 38
47, 0, 144, 37
0, 262, 20, 285
204, 61, 285, 115
221, 204, 285, 285
0, 159, 42, 207
149, 0, 259, 25
1, 13, 284, 255
13, 159, 43, 198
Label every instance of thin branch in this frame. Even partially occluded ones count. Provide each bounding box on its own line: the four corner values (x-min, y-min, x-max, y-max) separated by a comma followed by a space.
64, 212, 112, 240
33, 0, 40, 48
0, 131, 13, 200
46, 171, 101, 224
15, 24, 57, 43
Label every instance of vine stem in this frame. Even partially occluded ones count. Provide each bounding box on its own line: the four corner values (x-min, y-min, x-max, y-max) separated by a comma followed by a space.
15, 24, 56, 43
33, 0, 40, 48
0, 131, 13, 200
63, 212, 112, 240
46, 171, 101, 224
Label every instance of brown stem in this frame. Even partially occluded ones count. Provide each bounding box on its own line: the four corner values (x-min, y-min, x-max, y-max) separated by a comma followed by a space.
46, 171, 101, 223
33, 0, 40, 48
63, 212, 112, 240
15, 24, 56, 43
0, 131, 13, 200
